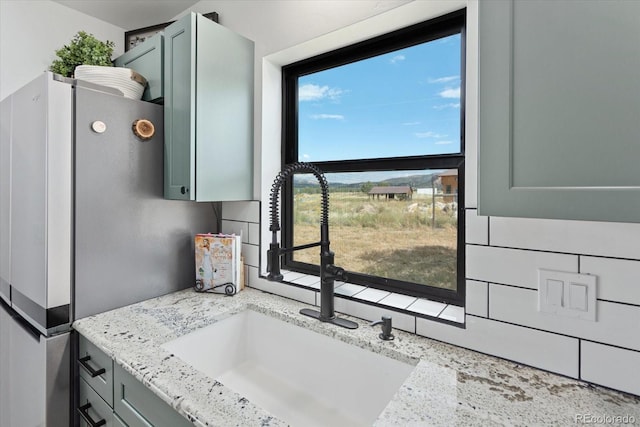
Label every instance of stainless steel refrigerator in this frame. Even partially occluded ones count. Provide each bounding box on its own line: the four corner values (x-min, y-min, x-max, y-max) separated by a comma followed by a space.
0, 72, 216, 426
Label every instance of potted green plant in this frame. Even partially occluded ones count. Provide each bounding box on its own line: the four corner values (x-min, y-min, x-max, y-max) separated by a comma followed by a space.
49, 31, 146, 99
49, 31, 115, 78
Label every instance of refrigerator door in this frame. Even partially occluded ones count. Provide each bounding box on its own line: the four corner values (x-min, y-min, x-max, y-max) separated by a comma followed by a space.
0, 300, 10, 426
74, 85, 215, 320
9, 73, 73, 335
0, 95, 11, 304
0, 300, 70, 427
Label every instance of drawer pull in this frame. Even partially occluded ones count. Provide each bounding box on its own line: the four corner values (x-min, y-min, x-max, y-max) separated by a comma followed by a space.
79, 356, 106, 378
78, 403, 107, 427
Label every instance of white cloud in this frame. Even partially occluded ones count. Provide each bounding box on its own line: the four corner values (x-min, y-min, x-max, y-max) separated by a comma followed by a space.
299, 84, 345, 101
402, 121, 421, 126
310, 114, 344, 120
302, 153, 310, 159
435, 140, 454, 145
429, 75, 459, 84
390, 54, 405, 64
433, 103, 460, 110
439, 87, 461, 99
415, 131, 447, 138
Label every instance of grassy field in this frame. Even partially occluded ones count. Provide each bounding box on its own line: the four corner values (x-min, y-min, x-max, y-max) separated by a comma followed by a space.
292, 191, 458, 290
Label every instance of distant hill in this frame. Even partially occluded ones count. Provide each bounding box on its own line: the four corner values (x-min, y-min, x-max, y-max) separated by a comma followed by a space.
293, 173, 440, 192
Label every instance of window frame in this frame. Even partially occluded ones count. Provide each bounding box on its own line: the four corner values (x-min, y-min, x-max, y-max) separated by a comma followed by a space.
281, 9, 466, 306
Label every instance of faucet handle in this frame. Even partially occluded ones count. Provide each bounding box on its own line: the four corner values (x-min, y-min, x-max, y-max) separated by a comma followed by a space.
370, 316, 394, 341
325, 264, 347, 282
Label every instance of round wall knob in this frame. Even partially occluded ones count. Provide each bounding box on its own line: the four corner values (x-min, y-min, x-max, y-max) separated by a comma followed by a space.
91, 121, 107, 134
132, 119, 155, 140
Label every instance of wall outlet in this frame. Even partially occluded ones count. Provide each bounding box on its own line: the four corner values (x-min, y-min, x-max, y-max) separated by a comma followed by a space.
538, 269, 597, 321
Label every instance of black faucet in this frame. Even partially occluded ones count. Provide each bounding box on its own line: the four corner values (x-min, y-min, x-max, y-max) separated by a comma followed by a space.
267, 162, 358, 329
370, 316, 394, 340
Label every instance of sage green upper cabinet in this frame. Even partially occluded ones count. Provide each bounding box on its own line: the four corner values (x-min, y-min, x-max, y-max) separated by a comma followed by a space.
478, 0, 640, 222
164, 13, 254, 201
114, 33, 164, 102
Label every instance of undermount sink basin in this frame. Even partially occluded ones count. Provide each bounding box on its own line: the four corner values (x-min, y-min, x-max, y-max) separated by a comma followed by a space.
161, 309, 415, 426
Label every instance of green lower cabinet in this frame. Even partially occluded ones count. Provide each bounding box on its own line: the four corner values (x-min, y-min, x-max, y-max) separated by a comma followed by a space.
77, 334, 191, 427
114, 364, 192, 427
113, 414, 128, 427
78, 377, 114, 427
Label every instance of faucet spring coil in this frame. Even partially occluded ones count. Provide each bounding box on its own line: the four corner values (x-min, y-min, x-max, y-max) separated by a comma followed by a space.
269, 162, 330, 232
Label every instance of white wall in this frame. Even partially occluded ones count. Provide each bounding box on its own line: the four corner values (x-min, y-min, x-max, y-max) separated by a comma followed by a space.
0, 0, 125, 100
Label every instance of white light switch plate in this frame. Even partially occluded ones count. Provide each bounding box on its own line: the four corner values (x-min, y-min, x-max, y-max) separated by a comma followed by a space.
538, 269, 597, 321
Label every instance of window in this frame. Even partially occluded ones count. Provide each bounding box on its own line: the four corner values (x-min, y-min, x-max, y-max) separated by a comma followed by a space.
281, 10, 465, 306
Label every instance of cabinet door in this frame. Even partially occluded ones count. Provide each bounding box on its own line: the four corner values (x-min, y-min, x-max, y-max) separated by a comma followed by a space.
113, 364, 191, 427
478, 0, 640, 222
114, 33, 164, 102
164, 13, 196, 200
164, 13, 254, 202
193, 14, 254, 202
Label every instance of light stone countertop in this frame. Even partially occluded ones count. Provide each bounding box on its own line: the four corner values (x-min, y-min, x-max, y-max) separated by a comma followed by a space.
73, 288, 640, 426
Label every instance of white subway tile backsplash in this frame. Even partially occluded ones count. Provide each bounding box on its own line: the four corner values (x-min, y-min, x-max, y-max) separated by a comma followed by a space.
248, 267, 316, 306
416, 316, 579, 378
466, 245, 578, 289
281, 270, 306, 282
355, 287, 391, 303
220, 219, 249, 238
334, 297, 416, 333
242, 243, 259, 268
438, 305, 465, 323
407, 299, 447, 317
379, 293, 417, 310
221, 201, 260, 223
465, 280, 488, 317
489, 284, 640, 352
334, 282, 367, 297
490, 216, 640, 260
248, 223, 260, 245
290, 274, 320, 290
580, 256, 640, 306
465, 209, 488, 245
581, 341, 640, 396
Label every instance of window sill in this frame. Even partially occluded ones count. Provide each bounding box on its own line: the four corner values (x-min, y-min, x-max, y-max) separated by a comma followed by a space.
277, 270, 465, 328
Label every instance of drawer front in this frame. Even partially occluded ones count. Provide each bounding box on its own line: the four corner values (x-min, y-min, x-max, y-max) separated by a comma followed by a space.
78, 377, 114, 427
79, 335, 114, 406
114, 364, 191, 427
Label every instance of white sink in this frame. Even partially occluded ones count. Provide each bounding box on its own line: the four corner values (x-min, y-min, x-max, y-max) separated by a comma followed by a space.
161, 309, 415, 426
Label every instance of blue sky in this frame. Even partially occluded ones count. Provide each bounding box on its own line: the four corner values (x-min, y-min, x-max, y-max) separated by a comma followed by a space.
297, 34, 461, 163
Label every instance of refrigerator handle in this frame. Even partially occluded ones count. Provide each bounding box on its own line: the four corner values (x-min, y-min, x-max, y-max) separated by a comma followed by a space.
77, 403, 107, 427
78, 355, 106, 377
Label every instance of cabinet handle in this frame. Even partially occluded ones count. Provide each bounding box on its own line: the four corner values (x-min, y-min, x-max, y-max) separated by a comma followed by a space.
79, 355, 106, 378
78, 403, 107, 427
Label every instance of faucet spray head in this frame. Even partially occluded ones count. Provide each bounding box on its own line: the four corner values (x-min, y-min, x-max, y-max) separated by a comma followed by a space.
267, 242, 283, 282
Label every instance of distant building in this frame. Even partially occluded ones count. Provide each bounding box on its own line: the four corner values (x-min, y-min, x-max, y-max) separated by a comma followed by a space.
368, 186, 413, 201
439, 170, 458, 202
